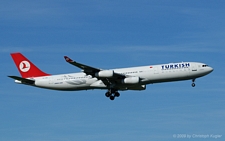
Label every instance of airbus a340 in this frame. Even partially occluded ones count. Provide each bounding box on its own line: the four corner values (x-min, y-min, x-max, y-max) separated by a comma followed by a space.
8, 53, 213, 100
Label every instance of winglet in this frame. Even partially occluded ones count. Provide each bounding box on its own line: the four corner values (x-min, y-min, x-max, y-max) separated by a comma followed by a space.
64, 56, 74, 63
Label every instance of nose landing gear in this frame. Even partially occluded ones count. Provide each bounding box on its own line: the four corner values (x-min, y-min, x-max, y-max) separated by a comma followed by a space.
105, 89, 120, 101
192, 79, 196, 87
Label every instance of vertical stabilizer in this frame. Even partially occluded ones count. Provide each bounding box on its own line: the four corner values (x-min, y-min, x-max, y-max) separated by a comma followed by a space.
10, 53, 50, 78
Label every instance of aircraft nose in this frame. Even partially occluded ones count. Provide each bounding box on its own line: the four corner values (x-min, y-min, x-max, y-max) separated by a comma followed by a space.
208, 67, 214, 73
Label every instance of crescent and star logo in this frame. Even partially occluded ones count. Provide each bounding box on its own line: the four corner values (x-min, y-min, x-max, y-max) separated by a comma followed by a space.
19, 61, 30, 72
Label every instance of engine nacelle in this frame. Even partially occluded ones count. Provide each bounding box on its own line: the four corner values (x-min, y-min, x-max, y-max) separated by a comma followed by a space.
95, 70, 114, 78
122, 77, 140, 84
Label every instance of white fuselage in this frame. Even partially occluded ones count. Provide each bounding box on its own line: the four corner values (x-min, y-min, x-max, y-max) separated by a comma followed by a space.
17, 62, 213, 91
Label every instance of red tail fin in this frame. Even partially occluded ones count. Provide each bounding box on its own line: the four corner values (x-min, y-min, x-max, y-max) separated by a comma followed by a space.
10, 53, 50, 78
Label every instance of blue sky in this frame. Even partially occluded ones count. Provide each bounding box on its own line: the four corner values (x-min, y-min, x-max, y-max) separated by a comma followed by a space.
0, 0, 225, 141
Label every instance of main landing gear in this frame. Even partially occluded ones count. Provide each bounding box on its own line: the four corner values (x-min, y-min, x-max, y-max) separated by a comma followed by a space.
105, 89, 120, 101
192, 79, 196, 87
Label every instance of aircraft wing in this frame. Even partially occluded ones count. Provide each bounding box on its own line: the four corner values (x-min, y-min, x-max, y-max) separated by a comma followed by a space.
64, 56, 102, 75
64, 56, 126, 87
8, 76, 35, 85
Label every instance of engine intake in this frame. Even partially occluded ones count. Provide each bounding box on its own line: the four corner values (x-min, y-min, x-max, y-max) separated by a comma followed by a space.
95, 70, 114, 78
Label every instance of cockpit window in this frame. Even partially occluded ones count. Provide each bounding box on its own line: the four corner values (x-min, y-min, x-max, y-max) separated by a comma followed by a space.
202, 65, 208, 67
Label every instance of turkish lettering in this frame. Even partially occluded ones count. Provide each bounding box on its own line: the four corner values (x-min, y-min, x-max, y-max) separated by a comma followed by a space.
161, 63, 190, 70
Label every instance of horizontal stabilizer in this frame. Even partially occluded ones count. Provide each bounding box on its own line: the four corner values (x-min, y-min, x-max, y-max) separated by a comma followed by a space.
8, 76, 35, 85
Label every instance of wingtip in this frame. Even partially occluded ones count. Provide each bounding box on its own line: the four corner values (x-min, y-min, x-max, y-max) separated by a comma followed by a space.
64, 56, 73, 62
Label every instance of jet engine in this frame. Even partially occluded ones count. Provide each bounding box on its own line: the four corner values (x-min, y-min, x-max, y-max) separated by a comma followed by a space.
122, 77, 140, 84
95, 70, 114, 78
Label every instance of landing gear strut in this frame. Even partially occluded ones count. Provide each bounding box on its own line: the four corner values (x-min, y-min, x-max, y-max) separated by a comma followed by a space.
105, 89, 120, 101
192, 79, 196, 87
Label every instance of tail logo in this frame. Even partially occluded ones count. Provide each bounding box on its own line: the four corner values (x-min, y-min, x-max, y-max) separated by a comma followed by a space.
19, 61, 30, 72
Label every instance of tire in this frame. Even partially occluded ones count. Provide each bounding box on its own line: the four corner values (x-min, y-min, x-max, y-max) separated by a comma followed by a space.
115, 92, 120, 97
105, 92, 111, 97
110, 96, 115, 100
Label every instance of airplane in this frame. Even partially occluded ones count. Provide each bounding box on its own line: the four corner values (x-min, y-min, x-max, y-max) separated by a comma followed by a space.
8, 52, 213, 100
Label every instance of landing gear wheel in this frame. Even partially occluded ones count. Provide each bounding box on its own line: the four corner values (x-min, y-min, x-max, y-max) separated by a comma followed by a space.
115, 92, 120, 97
110, 96, 115, 100
106, 89, 119, 100
105, 92, 111, 97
